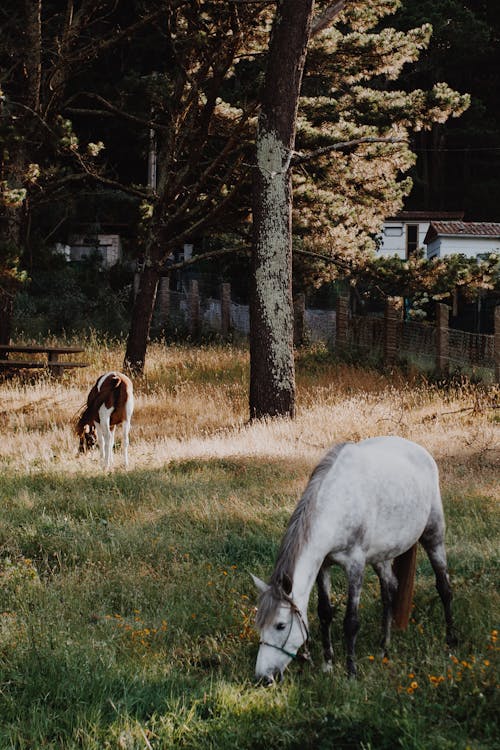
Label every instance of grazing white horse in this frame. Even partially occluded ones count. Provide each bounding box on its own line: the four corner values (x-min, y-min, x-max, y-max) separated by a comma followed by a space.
252, 436, 456, 684
75, 371, 134, 469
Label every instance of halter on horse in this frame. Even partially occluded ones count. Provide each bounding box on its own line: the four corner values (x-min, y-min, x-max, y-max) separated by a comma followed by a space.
252, 436, 456, 684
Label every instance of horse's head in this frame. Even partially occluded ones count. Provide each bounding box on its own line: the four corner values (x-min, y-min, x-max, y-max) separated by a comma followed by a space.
251, 573, 309, 686
78, 423, 97, 453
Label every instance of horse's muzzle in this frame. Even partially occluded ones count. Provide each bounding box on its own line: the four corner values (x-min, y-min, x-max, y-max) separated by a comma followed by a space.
255, 670, 284, 687
256, 674, 274, 687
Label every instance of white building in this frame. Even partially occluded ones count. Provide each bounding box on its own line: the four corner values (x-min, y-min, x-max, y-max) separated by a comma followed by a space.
69, 234, 122, 268
377, 211, 464, 259
424, 221, 500, 259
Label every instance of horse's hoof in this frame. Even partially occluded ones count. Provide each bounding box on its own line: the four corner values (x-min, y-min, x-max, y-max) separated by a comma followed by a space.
322, 661, 333, 673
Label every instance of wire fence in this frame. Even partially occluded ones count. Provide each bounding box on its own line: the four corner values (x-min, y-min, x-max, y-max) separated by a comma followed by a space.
154, 288, 498, 381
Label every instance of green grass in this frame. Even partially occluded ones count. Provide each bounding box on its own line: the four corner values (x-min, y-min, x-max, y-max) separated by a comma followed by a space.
0, 343, 498, 748
0, 454, 498, 750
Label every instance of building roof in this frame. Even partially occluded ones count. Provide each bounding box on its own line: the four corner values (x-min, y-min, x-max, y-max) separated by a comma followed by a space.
424, 221, 500, 245
385, 211, 464, 223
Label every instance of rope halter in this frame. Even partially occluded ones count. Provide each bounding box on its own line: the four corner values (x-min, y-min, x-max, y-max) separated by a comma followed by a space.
259, 593, 310, 661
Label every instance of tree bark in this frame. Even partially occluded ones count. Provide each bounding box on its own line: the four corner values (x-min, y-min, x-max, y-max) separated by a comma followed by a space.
123, 264, 159, 374
249, 0, 314, 419
0, 286, 15, 345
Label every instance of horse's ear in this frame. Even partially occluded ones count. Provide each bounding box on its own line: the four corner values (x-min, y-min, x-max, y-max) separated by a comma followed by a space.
251, 573, 269, 594
281, 573, 293, 595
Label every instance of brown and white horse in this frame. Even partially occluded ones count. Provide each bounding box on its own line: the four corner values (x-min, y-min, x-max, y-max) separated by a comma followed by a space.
75, 371, 134, 469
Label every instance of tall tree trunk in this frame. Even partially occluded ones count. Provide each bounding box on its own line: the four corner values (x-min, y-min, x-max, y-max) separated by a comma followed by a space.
123, 264, 159, 374
249, 0, 314, 419
0, 285, 15, 344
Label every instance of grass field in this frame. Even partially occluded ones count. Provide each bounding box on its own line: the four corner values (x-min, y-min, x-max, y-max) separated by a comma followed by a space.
0, 339, 498, 749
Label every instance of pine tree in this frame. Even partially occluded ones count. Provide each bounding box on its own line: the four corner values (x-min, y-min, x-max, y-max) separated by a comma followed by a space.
250, 0, 469, 418
292, 0, 470, 285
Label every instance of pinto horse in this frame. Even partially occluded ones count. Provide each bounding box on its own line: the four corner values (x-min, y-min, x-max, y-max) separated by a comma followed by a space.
252, 436, 456, 684
75, 371, 134, 469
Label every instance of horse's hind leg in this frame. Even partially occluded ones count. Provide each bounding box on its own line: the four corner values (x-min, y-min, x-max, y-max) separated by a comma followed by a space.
420, 533, 456, 647
316, 565, 334, 671
373, 561, 398, 657
343, 559, 365, 678
122, 419, 130, 468
108, 425, 116, 468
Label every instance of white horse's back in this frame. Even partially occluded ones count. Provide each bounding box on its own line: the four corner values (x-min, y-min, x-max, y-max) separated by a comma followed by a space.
316, 436, 443, 565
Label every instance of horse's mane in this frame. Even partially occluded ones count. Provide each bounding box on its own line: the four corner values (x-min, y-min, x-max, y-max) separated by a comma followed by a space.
256, 442, 349, 628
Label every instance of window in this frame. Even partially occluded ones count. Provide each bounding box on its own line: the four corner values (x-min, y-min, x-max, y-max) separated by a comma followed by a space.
406, 224, 419, 257
384, 226, 403, 237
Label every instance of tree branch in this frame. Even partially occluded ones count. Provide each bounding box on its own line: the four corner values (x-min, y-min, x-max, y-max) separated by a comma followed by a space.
67, 93, 167, 131
311, 1, 345, 37
294, 247, 350, 271
156, 245, 250, 274
292, 136, 408, 165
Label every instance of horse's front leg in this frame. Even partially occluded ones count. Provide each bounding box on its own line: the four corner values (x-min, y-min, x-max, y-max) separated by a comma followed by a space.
372, 561, 398, 657
99, 419, 113, 469
343, 560, 365, 678
316, 565, 334, 671
95, 423, 105, 463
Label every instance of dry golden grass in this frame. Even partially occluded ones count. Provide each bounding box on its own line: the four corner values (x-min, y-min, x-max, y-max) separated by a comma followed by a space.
0, 340, 498, 505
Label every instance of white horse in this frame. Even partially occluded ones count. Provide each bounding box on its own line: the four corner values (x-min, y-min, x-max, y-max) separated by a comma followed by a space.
252, 436, 456, 684
75, 371, 134, 469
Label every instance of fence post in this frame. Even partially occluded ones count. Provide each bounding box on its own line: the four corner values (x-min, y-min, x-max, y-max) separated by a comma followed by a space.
335, 295, 349, 351
188, 279, 200, 337
220, 282, 231, 337
293, 293, 306, 347
156, 277, 170, 328
384, 297, 403, 366
494, 305, 500, 383
436, 302, 450, 376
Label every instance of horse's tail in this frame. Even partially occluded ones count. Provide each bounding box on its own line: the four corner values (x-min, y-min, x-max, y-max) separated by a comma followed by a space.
392, 543, 418, 630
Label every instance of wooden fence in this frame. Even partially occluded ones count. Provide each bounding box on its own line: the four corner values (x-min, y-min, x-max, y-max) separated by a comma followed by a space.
151, 280, 500, 382
331, 296, 499, 382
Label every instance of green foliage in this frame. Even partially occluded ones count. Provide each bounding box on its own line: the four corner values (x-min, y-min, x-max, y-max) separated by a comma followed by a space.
13, 259, 133, 337
293, 0, 470, 282
352, 250, 500, 318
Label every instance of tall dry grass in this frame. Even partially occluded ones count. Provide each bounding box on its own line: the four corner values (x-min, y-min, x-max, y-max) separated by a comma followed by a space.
0, 339, 498, 491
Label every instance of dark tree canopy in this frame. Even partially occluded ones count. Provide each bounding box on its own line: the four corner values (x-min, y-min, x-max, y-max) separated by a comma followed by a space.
1, 0, 495, 403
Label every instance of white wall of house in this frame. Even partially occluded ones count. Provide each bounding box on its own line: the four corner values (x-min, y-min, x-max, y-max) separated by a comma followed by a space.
377, 220, 430, 259
69, 234, 122, 267
426, 235, 500, 259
